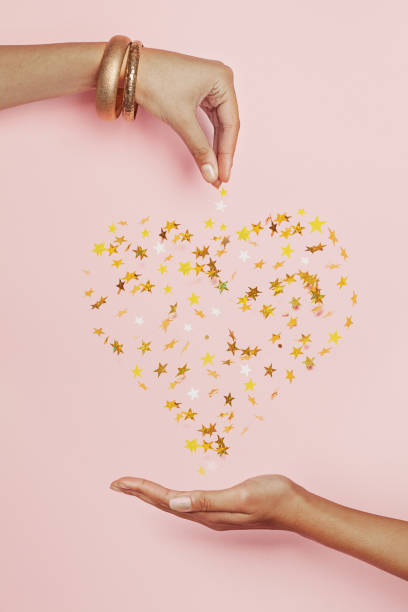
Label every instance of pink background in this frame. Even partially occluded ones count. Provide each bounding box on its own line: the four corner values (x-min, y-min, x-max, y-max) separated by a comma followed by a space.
1, 1, 408, 610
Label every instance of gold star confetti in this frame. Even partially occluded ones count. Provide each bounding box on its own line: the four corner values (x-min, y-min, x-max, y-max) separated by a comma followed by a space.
92, 243, 106, 256
264, 364, 276, 377
237, 226, 251, 241
185, 439, 199, 452
329, 331, 342, 344
178, 261, 192, 276
85, 207, 356, 463
110, 340, 123, 355
281, 244, 294, 257
154, 362, 168, 377
132, 365, 142, 378
309, 216, 326, 232
188, 293, 200, 305
138, 340, 152, 354
319, 347, 331, 356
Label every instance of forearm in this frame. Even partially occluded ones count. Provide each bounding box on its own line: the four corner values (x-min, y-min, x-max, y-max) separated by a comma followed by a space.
290, 484, 408, 580
0, 42, 108, 110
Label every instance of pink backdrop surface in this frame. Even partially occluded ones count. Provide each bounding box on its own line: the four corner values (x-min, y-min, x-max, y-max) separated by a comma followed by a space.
1, 1, 408, 610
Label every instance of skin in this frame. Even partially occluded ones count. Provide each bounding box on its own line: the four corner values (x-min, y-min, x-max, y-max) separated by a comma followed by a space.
0, 43, 239, 188
1, 40, 407, 582
110, 474, 408, 581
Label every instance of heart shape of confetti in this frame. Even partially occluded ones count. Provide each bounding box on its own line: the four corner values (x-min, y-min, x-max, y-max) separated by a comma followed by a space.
83, 195, 357, 473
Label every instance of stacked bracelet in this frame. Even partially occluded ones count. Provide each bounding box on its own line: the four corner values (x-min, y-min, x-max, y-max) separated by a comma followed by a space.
95, 35, 130, 120
95, 34, 143, 122
123, 40, 144, 121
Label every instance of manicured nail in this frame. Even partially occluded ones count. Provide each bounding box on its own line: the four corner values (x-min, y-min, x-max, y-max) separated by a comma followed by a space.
110, 481, 126, 492
169, 496, 192, 511
201, 163, 217, 182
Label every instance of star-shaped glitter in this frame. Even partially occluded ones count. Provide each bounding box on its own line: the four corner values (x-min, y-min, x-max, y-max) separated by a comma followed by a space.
188, 388, 199, 400
138, 340, 151, 355
240, 364, 251, 376
177, 363, 190, 377
201, 352, 215, 365
185, 439, 199, 452
188, 293, 200, 305
224, 392, 234, 406
154, 242, 166, 254
132, 365, 142, 378
244, 379, 256, 391
309, 216, 326, 232
216, 200, 227, 211
178, 261, 192, 276
110, 340, 124, 355
92, 242, 106, 256
239, 251, 250, 262
329, 331, 342, 344
154, 362, 168, 377
237, 226, 250, 241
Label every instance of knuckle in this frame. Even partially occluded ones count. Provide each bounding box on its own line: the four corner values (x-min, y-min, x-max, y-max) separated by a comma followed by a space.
131, 477, 146, 492
236, 486, 253, 508
201, 495, 212, 513
192, 146, 210, 164
212, 60, 234, 80
194, 492, 212, 512
224, 64, 234, 79
164, 488, 174, 503
220, 117, 240, 130
212, 59, 225, 69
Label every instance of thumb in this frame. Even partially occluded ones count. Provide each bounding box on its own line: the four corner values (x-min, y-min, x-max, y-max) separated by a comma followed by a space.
171, 109, 219, 185
169, 487, 237, 513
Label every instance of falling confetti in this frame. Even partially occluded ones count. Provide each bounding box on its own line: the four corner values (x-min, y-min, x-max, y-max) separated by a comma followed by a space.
83, 191, 357, 469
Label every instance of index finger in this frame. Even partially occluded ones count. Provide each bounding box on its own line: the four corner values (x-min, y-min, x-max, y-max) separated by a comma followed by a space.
111, 477, 172, 509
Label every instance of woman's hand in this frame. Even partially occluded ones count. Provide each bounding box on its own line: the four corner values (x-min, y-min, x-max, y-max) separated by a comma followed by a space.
110, 473, 408, 580
136, 47, 240, 189
110, 474, 298, 531
0, 43, 240, 188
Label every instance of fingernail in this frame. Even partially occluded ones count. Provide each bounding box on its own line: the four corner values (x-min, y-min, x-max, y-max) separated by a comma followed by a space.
169, 495, 192, 511
201, 163, 217, 182
110, 481, 126, 492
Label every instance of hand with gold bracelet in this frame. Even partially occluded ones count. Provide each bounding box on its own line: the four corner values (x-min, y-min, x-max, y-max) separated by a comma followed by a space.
0, 38, 240, 188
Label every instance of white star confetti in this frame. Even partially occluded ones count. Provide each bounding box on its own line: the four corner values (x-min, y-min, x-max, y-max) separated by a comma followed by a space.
188, 388, 199, 400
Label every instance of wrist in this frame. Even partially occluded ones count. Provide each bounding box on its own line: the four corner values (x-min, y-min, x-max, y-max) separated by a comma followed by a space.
134, 46, 151, 107
281, 483, 336, 540
270, 477, 312, 533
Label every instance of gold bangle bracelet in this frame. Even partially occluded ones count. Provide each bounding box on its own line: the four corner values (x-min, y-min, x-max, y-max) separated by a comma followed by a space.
123, 41, 144, 121
95, 34, 131, 121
